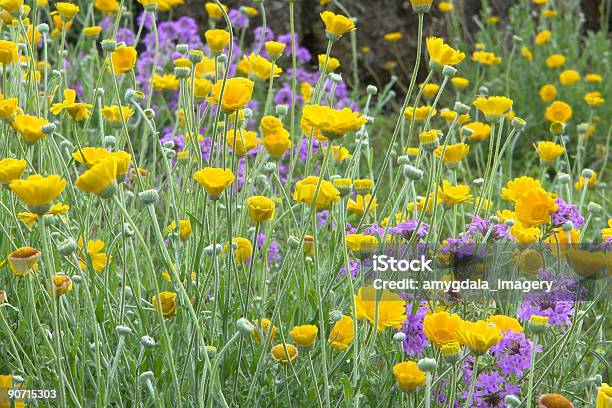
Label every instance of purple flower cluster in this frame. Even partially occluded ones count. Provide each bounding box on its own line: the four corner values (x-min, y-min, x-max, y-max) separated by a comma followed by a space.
390, 219, 430, 241
466, 216, 511, 240
398, 301, 428, 356
551, 198, 584, 228
439, 235, 488, 261
517, 269, 577, 327
490, 331, 541, 376
256, 233, 282, 264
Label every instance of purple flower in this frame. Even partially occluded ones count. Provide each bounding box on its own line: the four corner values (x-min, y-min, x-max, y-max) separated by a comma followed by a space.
551, 198, 584, 228
460, 363, 521, 407
337, 259, 361, 279
490, 331, 541, 376
391, 220, 430, 240
228, 9, 249, 29
398, 302, 428, 356
256, 233, 282, 264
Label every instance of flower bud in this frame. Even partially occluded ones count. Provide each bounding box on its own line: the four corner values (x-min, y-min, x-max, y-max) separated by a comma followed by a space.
528, 314, 549, 334
174, 66, 190, 78
417, 358, 437, 372
41, 122, 57, 134
473, 178, 484, 187
236, 317, 255, 334
489, 215, 500, 224
140, 335, 157, 349
176, 43, 189, 54
587, 202, 601, 214
115, 325, 133, 336
581, 168, 594, 179
57, 238, 77, 257
102, 135, 116, 150
139, 189, 159, 205
140, 371, 154, 383
263, 162, 276, 173
504, 395, 520, 407
397, 155, 410, 165
201, 345, 217, 358
392, 332, 406, 343
557, 173, 571, 184
562, 221, 574, 231
0, 290, 7, 305
329, 310, 343, 322
188, 50, 204, 64
71, 274, 82, 283
101, 39, 117, 52
329, 73, 342, 83
403, 164, 423, 180
442, 65, 457, 77
217, 54, 228, 64
504, 219, 515, 227
275, 104, 288, 116
550, 121, 565, 135
478, 86, 488, 96
576, 122, 589, 134
367, 85, 378, 95
288, 236, 300, 249
37, 23, 49, 34
454, 102, 470, 115
511, 117, 527, 130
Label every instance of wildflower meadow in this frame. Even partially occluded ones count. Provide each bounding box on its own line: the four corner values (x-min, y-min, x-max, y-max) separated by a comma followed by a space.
0, 0, 610, 406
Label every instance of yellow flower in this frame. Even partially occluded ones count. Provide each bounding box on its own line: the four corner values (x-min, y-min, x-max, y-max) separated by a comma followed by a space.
534, 30, 551, 45
0, 374, 25, 407
0, 0, 23, 13
192, 78, 212, 101
78, 238, 111, 272
345, 233, 378, 258
224, 237, 252, 262
584, 91, 605, 106
404, 105, 436, 121
71, 147, 111, 169
193, 167, 234, 198
226, 129, 260, 156
318, 54, 340, 72
0, 40, 18, 64
204, 2, 227, 19
205, 29, 230, 54
100, 105, 134, 125
11, 114, 50, 144
83, 26, 102, 37
456, 320, 502, 354
253, 318, 277, 343
585, 73, 602, 83
544, 100, 572, 123
290, 325, 318, 348
75, 156, 118, 198
512, 248, 544, 275
393, 361, 426, 392
502, 176, 541, 203
472, 50, 502, 65
157, 0, 185, 12
559, 69, 580, 85
539, 84, 557, 102
241, 6, 257, 17
437, 1, 453, 12
426, 37, 465, 67
0, 97, 18, 120
384, 32, 402, 42
528, 314, 549, 331
246, 195, 275, 223
0, 158, 26, 185
270, 343, 298, 365
574, 170, 597, 190
434, 143, 469, 167
353, 286, 405, 332
208, 77, 254, 113
55, 2, 79, 19
50, 88, 93, 121
166, 219, 192, 241
419, 82, 440, 98
265, 41, 286, 60
353, 178, 373, 193
439, 180, 472, 206
94, 0, 119, 14
301, 104, 366, 140
511, 223, 543, 244
518, 46, 532, 62
347, 194, 377, 216
293, 176, 340, 209
263, 128, 292, 159
48, 274, 73, 297
463, 122, 491, 142
320, 10, 355, 38
110, 46, 137, 75
7, 246, 40, 276
241, 53, 282, 81
473, 96, 513, 122
451, 77, 469, 90
487, 315, 523, 333
440, 110, 470, 125
601, 219, 612, 239
9, 174, 66, 214
542, 9, 556, 17
152, 292, 177, 319
260, 115, 284, 135
409, 0, 434, 13
596, 383, 612, 408
152, 74, 179, 92
328, 315, 354, 350
423, 311, 462, 348
545, 54, 565, 69
515, 188, 558, 227
534, 141, 564, 163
